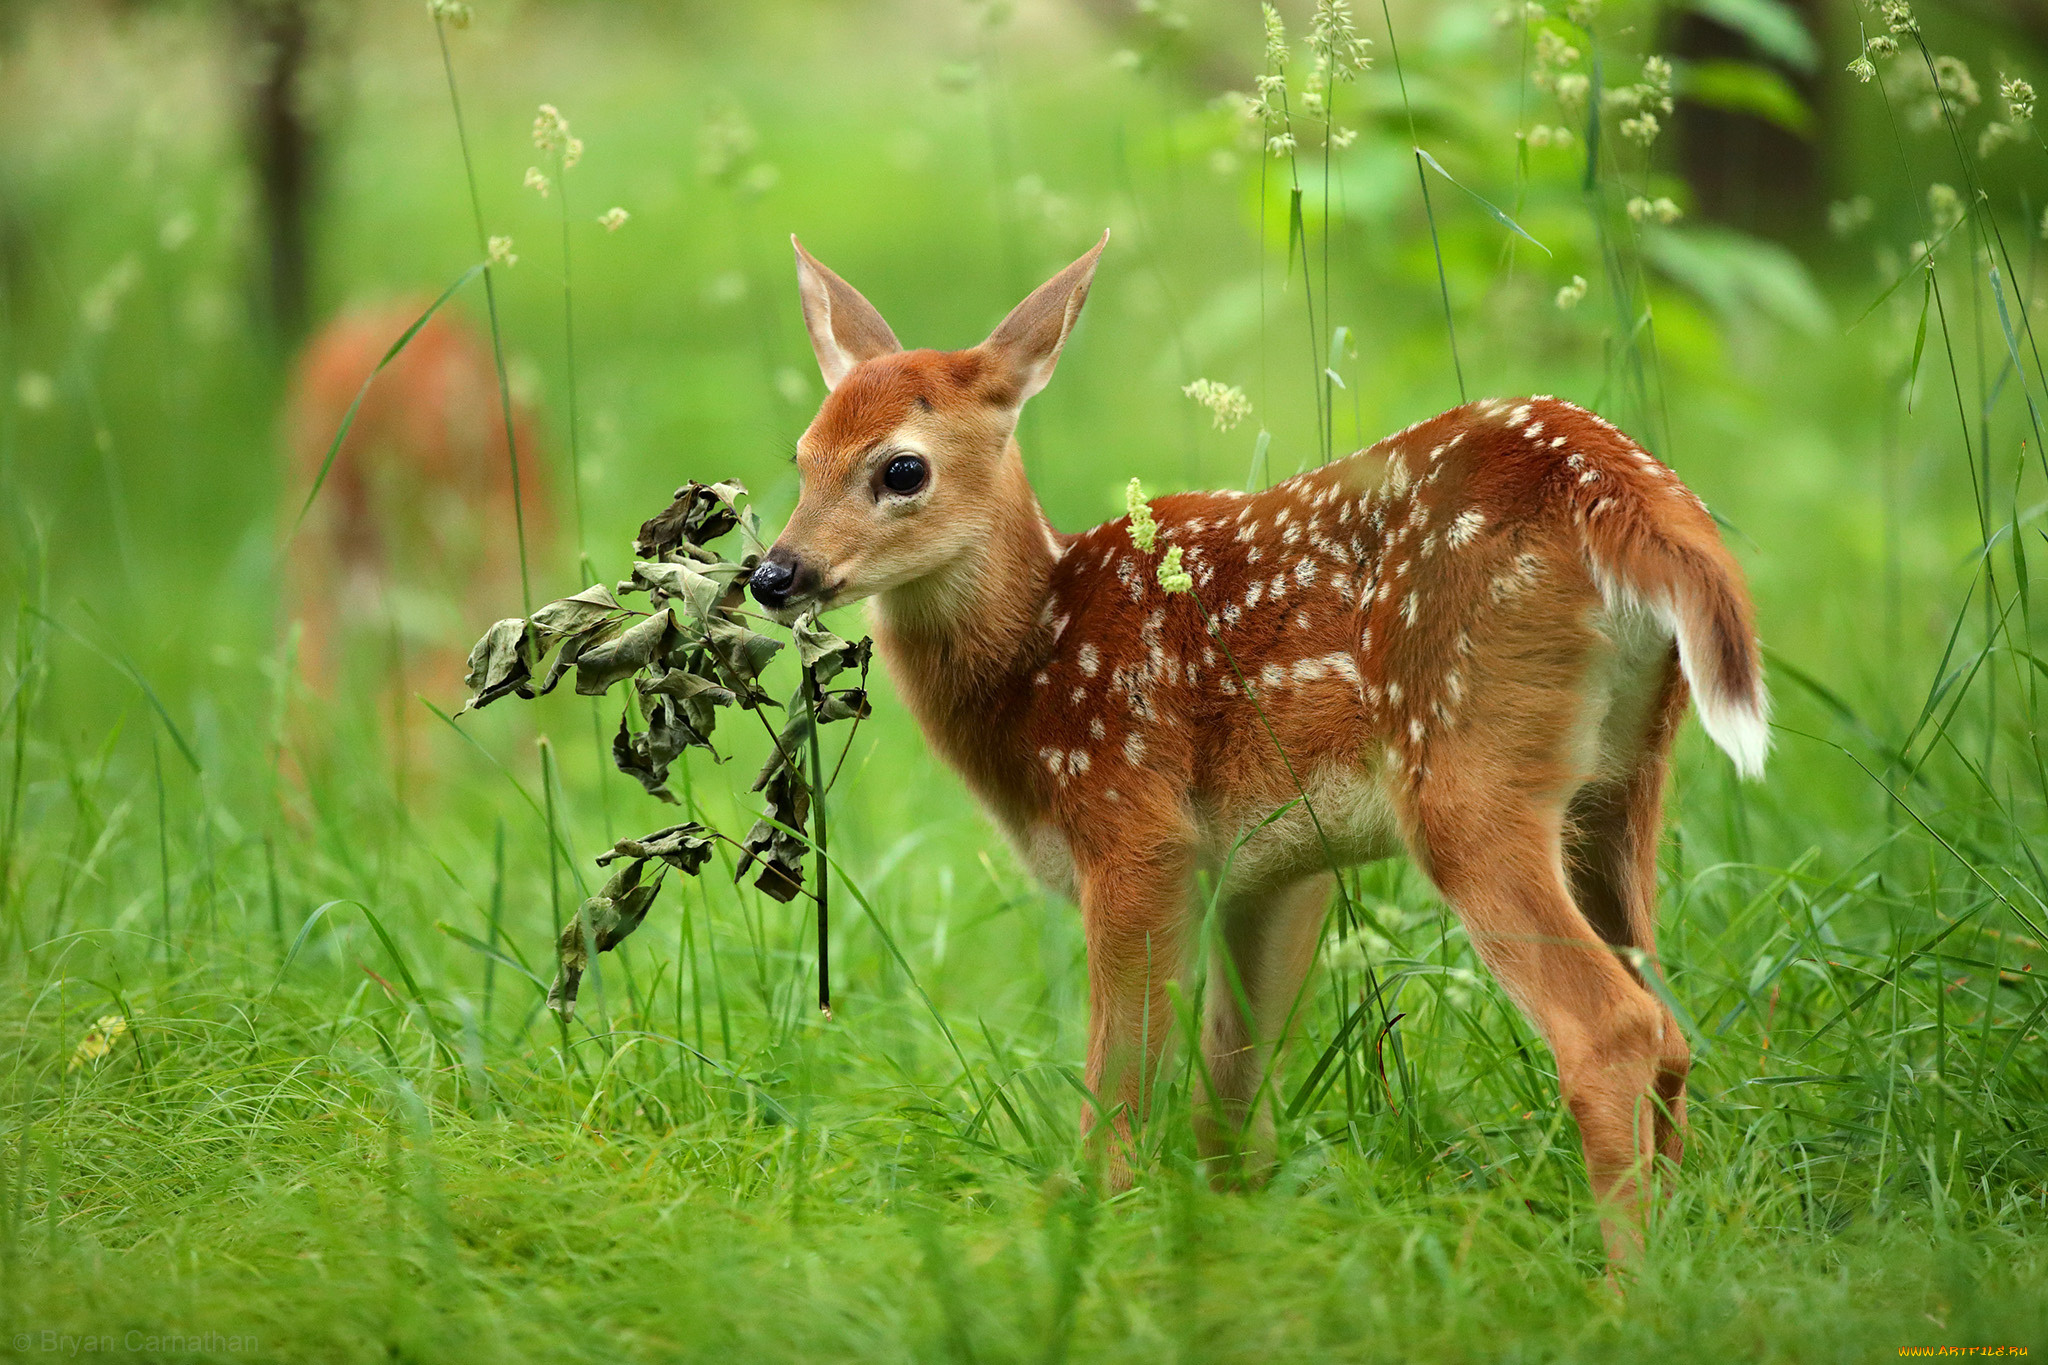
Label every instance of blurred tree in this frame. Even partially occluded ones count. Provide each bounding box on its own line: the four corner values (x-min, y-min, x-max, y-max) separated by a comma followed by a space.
1668, 0, 1824, 240
234, 0, 320, 338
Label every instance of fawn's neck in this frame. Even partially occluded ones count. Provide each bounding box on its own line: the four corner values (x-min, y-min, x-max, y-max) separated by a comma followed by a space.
869, 440, 1060, 822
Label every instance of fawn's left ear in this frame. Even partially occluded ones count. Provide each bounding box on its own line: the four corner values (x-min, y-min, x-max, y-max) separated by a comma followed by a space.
980, 231, 1108, 405
792, 236, 902, 390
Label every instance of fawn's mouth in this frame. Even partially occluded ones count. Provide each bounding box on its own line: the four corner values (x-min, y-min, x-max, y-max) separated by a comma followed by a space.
763, 578, 847, 625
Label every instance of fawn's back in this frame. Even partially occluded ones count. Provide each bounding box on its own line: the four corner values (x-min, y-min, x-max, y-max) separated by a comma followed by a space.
978, 394, 1763, 893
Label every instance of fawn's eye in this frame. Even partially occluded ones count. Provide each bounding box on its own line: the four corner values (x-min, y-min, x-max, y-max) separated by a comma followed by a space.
880, 454, 928, 497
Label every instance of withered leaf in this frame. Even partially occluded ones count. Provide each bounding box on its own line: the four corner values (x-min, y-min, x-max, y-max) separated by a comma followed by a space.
641, 668, 735, 707
639, 668, 730, 752
548, 857, 667, 1019
815, 688, 870, 724
535, 619, 620, 698
612, 708, 682, 804
597, 823, 716, 875
529, 583, 624, 640
621, 561, 738, 628
574, 609, 675, 696
704, 616, 783, 690
737, 757, 811, 903
792, 615, 872, 687
461, 618, 536, 711
633, 480, 749, 559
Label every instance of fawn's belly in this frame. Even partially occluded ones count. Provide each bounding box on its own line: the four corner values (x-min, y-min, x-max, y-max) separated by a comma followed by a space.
1200, 750, 1407, 895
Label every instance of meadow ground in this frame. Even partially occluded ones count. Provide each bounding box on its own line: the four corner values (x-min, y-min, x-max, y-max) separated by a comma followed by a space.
2, 1, 2046, 1360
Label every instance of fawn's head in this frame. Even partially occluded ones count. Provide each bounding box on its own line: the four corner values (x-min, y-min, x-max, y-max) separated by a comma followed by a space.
749, 233, 1107, 620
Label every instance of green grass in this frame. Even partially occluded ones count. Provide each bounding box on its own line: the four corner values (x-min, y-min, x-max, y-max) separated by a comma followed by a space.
2, 1, 2047, 1360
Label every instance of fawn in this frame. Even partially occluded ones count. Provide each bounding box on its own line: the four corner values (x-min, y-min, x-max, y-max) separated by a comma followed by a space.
282, 302, 549, 701
751, 234, 1767, 1266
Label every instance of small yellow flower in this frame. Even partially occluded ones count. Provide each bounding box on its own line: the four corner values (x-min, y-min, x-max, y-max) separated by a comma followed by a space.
488, 235, 517, 267
69, 1015, 129, 1072
524, 166, 551, 198
1556, 274, 1588, 309
598, 206, 630, 232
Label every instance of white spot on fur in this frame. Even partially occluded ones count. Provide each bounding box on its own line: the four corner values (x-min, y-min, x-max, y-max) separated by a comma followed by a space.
1447, 509, 1485, 549
1078, 643, 1100, 677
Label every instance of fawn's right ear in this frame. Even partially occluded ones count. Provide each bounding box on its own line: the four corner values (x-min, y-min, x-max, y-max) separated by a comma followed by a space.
792, 237, 902, 391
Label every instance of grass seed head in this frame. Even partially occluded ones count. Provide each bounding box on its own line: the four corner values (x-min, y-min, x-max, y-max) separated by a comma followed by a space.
1556, 274, 1588, 309
488, 235, 518, 267
1157, 545, 1192, 595
534, 103, 571, 153
1262, 3, 1289, 70
1619, 112, 1661, 144
2002, 74, 2035, 122
599, 206, 630, 232
1126, 479, 1158, 553
1182, 378, 1252, 431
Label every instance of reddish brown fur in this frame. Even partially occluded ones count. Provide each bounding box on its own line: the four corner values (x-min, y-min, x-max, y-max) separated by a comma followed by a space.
771, 243, 1766, 1272
281, 302, 549, 695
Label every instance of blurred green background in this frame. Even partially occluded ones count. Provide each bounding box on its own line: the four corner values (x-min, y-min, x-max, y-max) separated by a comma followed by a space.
2, 1, 2047, 1360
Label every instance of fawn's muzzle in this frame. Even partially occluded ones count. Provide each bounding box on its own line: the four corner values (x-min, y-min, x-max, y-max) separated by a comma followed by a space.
748, 549, 802, 609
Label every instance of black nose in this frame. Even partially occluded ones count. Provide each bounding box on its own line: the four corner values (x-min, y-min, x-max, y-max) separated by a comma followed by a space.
749, 556, 796, 609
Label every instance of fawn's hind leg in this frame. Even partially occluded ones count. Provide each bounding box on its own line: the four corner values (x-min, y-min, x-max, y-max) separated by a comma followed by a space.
1196, 873, 1334, 1182
1408, 771, 1674, 1265
1564, 654, 1692, 1163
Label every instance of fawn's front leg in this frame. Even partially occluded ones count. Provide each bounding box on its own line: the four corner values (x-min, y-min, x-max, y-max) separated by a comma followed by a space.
1076, 833, 1196, 1189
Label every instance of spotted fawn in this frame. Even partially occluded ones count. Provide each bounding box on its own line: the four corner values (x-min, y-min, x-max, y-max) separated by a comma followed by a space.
750, 235, 1767, 1266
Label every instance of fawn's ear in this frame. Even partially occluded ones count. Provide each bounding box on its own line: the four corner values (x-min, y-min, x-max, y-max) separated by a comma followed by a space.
792, 237, 902, 390
980, 231, 1108, 405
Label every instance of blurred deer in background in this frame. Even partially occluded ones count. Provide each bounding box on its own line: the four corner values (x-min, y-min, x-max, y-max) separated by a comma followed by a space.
281, 302, 550, 722
749, 234, 1768, 1270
